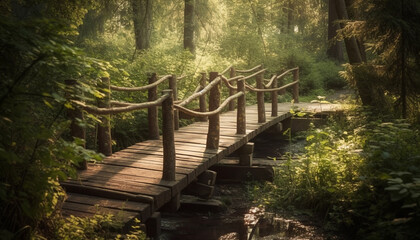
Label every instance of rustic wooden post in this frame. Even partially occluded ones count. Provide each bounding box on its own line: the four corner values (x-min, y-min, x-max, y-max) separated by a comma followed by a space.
97, 77, 112, 156
65, 79, 87, 170
206, 72, 220, 150
199, 72, 208, 122
292, 68, 300, 103
278, 75, 286, 95
148, 73, 159, 139
169, 75, 179, 130
239, 142, 254, 166
236, 79, 246, 135
228, 67, 236, 111
162, 89, 176, 181
271, 75, 278, 117
256, 71, 266, 123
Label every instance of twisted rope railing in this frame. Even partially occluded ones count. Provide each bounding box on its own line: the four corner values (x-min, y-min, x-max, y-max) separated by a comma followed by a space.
65, 64, 299, 183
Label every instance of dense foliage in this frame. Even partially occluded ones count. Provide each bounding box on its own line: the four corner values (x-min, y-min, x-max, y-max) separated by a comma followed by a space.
341, 0, 420, 120
0, 0, 419, 238
249, 109, 420, 239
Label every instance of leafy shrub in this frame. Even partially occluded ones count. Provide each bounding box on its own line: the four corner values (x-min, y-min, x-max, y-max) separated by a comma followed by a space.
0, 17, 105, 238
249, 109, 420, 239
36, 213, 146, 240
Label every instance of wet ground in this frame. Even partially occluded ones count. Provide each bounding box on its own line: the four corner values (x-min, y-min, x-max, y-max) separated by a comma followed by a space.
160, 132, 334, 240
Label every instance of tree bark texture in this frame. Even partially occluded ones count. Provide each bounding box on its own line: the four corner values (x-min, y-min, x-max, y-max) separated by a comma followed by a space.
162, 90, 176, 181
169, 75, 179, 130
236, 79, 246, 135
335, 0, 362, 64
256, 73, 266, 123
199, 73, 208, 122
271, 76, 278, 117
132, 0, 152, 50
184, 0, 195, 54
97, 77, 112, 156
287, 0, 294, 33
327, 0, 344, 62
206, 72, 220, 150
229, 67, 236, 111
148, 73, 159, 140
335, 0, 373, 106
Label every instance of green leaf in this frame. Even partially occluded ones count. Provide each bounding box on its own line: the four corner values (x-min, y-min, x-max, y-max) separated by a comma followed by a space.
43, 99, 54, 109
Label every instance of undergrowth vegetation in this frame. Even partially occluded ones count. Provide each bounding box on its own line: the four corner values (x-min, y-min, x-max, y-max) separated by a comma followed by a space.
36, 214, 146, 240
249, 109, 420, 239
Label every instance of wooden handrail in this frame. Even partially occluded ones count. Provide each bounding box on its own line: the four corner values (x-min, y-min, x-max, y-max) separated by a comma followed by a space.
220, 75, 238, 90
110, 75, 171, 92
276, 67, 299, 80
246, 80, 299, 92
225, 75, 245, 82
264, 75, 278, 89
177, 77, 221, 107
174, 92, 243, 117
236, 64, 262, 73
71, 93, 170, 115
220, 65, 233, 75
66, 64, 299, 181
241, 68, 267, 80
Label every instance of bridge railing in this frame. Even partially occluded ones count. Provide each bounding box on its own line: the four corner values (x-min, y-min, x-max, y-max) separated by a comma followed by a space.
65, 64, 299, 182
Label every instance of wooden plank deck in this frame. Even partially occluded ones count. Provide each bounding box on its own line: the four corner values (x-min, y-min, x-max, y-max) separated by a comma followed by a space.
61, 102, 341, 224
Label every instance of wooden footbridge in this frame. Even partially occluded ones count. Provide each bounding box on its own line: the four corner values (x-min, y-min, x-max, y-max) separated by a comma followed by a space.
61, 64, 338, 236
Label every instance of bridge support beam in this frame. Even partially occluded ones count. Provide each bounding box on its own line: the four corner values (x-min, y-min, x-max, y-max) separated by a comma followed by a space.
271, 76, 278, 117
256, 71, 266, 123
236, 79, 246, 134
292, 68, 300, 103
146, 212, 161, 240
148, 73, 160, 140
97, 77, 112, 156
239, 142, 254, 166
229, 67, 236, 111
169, 75, 179, 130
199, 72, 208, 122
161, 193, 180, 212
206, 72, 220, 150
162, 90, 176, 181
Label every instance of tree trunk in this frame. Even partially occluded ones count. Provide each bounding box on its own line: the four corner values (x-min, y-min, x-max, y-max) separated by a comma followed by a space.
77, 10, 107, 41
287, 0, 294, 33
336, 0, 373, 105
335, 0, 362, 64
132, 0, 152, 50
327, 0, 344, 62
184, 0, 195, 54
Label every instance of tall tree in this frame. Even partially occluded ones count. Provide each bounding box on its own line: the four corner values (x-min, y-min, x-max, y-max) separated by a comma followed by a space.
132, 0, 153, 50
287, 0, 294, 33
327, 0, 344, 62
184, 0, 195, 54
335, 0, 377, 106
